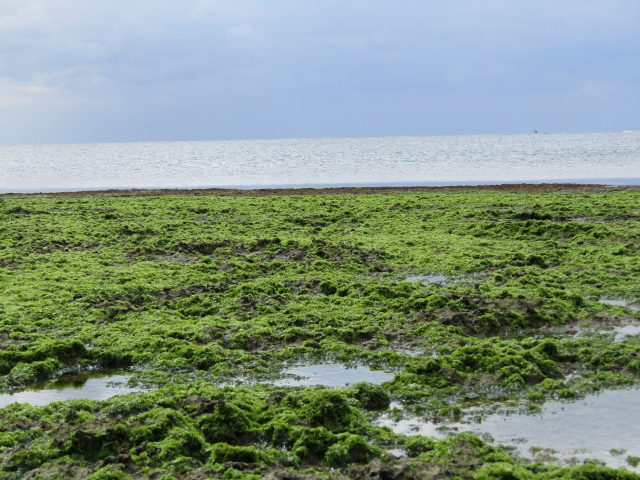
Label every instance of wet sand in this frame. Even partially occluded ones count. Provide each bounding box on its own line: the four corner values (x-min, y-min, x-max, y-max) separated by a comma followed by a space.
1, 183, 638, 198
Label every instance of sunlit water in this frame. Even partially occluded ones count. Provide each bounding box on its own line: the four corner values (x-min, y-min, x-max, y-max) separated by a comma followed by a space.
376, 389, 640, 469
1, 132, 639, 193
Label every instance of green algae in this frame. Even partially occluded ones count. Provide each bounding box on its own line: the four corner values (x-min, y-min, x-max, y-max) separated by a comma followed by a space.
3, 383, 637, 479
1, 190, 639, 477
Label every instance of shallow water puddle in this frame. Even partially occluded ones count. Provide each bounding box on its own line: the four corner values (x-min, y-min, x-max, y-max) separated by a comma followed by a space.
274, 364, 394, 388
405, 275, 447, 285
599, 299, 640, 312
570, 324, 640, 343
394, 348, 429, 357
404, 273, 484, 287
612, 325, 640, 342
376, 389, 640, 469
0, 373, 143, 409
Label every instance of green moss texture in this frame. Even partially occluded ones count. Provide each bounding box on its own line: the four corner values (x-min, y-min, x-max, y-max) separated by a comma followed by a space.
0, 190, 639, 478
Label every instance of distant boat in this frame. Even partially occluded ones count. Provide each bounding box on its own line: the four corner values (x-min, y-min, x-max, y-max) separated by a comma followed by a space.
531, 129, 538, 134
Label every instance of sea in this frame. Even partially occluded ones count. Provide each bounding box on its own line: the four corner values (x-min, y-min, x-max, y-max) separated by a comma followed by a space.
0, 131, 638, 193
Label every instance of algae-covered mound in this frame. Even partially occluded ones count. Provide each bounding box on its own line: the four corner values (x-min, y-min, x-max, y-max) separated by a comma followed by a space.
0, 188, 639, 478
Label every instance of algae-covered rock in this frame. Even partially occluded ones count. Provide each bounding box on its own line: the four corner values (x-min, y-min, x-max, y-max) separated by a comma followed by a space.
475, 461, 640, 480
349, 381, 391, 410
62, 424, 130, 461
283, 389, 362, 432
291, 427, 337, 463
86, 465, 134, 479
197, 401, 257, 444
323, 434, 381, 466
139, 426, 208, 465
208, 443, 271, 464
4, 447, 53, 471
1, 189, 640, 478
405, 436, 436, 457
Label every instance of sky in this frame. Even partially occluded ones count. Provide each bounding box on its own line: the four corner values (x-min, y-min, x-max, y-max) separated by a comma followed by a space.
0, 0, 638, 145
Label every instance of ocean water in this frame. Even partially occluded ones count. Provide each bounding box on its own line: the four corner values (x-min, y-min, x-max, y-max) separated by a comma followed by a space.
1, 131, 639, 193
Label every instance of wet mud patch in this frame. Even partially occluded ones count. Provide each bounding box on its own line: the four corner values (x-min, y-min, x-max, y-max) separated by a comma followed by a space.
2, 206, 48, 215
171, 238, 391, 267
257, 240, 393, 274
84, 282, 232, 311
3, 183, 636, 199
9, 236, 103, 254
404, 293, 569, 334
124, 251, 200, 265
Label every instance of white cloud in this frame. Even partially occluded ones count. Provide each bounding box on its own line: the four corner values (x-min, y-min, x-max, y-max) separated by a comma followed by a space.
0, 4, 51, 33
0, 77, 52, 106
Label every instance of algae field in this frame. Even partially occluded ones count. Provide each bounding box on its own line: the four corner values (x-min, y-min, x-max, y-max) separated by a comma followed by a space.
1, 186, 640, 479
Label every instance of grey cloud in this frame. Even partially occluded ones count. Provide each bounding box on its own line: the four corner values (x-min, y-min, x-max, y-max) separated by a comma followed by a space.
0, 0, 638, 144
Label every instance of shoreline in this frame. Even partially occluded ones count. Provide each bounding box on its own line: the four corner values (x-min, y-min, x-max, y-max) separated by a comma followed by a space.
2, 183, 639, 198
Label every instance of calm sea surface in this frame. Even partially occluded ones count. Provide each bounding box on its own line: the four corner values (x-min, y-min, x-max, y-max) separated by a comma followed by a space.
1, 132, 638, 193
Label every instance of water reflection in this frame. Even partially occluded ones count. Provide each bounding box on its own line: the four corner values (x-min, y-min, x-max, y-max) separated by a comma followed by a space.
613, 325, 640, 342
570, 324, 640, 343
275, 364, 394, 388
599, 299, 640, 312
375, 389, 640, 469
0, 373, 142, 409
405, 275, 447, 285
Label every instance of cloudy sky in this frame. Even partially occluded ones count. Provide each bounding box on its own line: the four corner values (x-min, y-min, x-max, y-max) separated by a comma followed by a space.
0, 0, 638, 144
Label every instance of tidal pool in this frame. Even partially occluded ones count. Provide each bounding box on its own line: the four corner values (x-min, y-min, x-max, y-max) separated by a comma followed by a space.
0, 372, 143, 408
569, 324, 640, 343
404, 273, 485, 287
405, 275, 447, 285
376, 389, 640, 469
506, 323, 640, 343
274, 364, 395, 388
599, 299, 640, 312
612, 325, 640, 342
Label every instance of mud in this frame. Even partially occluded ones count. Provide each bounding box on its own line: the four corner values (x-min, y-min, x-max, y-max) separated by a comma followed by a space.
2, 183, 637, 199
